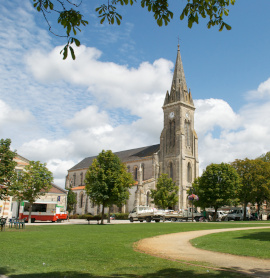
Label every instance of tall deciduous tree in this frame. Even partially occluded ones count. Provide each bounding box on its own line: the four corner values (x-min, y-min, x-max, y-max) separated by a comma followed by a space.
258, 151, 270, 162
150, 173, 178, 209
67, 188, 77, 214
250, 159, 270, 217
0, 138, 17, 199
231, 158, 256, 220
12, 161, 53, 223
85, 150, 134, 224
192, 163, 240, 221
232, 158, 270, 218
31, 0, 235, 59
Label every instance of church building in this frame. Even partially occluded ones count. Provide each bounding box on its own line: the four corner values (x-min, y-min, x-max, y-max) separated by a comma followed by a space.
65, 45, 199, 214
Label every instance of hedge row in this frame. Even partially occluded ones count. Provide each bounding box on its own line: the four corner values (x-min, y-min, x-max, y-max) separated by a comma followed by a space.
69, 213, 129, 220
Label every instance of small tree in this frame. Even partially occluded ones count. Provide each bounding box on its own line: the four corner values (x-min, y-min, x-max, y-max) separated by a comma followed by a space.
193, 163, 240, 221
12, 161, 53, 223
67, 188, 77, 215
232, 158, 258, 219
0, 138, 17, 199
151, 173, 178, 210
85, 150, 134, 224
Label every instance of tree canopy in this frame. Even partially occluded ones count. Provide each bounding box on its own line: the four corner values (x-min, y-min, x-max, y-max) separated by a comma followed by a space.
12, 161, 53, 223
150, 173, 178, 209
258, 151, 270, 162
85, 150, 134, 224
192, 163, 240, 221
231, 158, 270, 218
32, 0, 235, 59
0, 138, 17, 200
231, 158, 257, 219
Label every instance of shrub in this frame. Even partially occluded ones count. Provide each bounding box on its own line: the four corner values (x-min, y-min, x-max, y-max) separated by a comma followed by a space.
113, 213, 129, 220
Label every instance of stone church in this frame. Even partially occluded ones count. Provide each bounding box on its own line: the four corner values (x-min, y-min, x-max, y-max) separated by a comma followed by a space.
65, 45, 199, 215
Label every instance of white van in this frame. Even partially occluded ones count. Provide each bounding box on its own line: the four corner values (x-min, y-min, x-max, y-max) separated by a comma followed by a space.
226, 207, 250, 221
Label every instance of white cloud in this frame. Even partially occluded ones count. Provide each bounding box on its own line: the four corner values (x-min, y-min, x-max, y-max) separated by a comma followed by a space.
196, 96, 270, 174
19, 139, 74, 162
194, 98, 240, 135
247, 77, 270, 99
65, 105, 110, 130
0, 100, 33, 126
26, 45, 172, 113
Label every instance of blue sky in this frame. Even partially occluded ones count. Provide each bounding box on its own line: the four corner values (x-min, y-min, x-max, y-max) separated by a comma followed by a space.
1, 0, 270, 187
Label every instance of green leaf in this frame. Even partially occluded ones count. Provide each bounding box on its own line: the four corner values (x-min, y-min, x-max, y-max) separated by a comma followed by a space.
74, 38, 81, 47
69, 46, 75, 60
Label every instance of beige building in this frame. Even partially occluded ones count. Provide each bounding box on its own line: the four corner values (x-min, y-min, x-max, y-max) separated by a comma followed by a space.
66, 45, 199, 214
0, 155, 67, 219
0, 154, 29, 218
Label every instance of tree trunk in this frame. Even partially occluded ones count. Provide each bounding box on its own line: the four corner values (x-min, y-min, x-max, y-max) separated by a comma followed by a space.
257, 204, 261, 220
101, 203, 105, 224
214, 207, 218, 222
28, 203, 33, 224
107, 206, 111, 223
243, 202, 247, 220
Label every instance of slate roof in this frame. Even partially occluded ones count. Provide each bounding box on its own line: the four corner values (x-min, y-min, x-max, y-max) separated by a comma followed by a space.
69, 144, 160, 171
42, 183, 67, 194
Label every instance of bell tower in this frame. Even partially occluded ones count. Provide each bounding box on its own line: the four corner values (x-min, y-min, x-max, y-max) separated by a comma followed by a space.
159, 44, 199, 210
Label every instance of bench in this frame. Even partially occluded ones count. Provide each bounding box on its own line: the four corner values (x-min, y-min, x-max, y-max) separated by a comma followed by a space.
16, 219, 26, 229
0, 218, 7, 231
86, 216, 101, 224
9, 218, 26, 229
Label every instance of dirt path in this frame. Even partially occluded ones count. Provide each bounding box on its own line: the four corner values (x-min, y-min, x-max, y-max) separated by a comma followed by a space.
135, 226, 270, 277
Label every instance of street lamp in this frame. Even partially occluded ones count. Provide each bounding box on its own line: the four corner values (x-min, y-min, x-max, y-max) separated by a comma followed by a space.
188, 191, 199, 222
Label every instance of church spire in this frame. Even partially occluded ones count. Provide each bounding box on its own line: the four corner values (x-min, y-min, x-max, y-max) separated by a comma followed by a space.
164, 44, 193, 106
171, 44, 188, 94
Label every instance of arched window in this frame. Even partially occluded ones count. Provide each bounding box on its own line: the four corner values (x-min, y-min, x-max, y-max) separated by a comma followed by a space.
127, 165, 130, 173
169, 120, 175, 147
169, 162, 173, 179
79, 193, 83, 208
187, 163, 192, 183
185, 121, 191, 147
134, 166, 138, 180
73, 173, 76, 187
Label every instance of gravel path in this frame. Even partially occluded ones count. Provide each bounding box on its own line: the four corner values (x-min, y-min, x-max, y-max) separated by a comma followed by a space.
135, 226, 270, 278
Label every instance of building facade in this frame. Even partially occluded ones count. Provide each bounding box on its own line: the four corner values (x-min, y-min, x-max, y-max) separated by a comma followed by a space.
0, 154, 30, 218
66, 45, 199, 214
0, 155, 67, 219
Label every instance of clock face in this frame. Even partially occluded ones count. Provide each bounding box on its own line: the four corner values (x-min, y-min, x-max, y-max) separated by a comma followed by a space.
185, 112, 190, 119
169, 112, 175, 119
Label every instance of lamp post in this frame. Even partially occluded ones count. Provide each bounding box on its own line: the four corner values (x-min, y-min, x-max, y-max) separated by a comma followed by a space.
188, 191, 199, 222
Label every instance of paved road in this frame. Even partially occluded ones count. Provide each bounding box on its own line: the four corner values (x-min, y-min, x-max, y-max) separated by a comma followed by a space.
135, 226, 270, 278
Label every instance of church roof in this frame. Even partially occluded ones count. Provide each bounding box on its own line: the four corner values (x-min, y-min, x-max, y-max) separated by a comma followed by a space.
69, 144, 160, 171
41, 183, 67, 194
72, 186, 85, 191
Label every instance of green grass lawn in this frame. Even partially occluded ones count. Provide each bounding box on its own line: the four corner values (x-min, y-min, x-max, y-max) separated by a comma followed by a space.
191, 227, 270, 259
0, 222, 268, 278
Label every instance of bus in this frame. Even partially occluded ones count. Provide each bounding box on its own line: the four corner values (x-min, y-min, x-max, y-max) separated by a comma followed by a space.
19, 200, 68, 222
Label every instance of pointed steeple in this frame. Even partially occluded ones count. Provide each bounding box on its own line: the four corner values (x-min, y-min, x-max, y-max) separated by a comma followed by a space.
164, 44, 193, 106
171, 44, 188, 94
